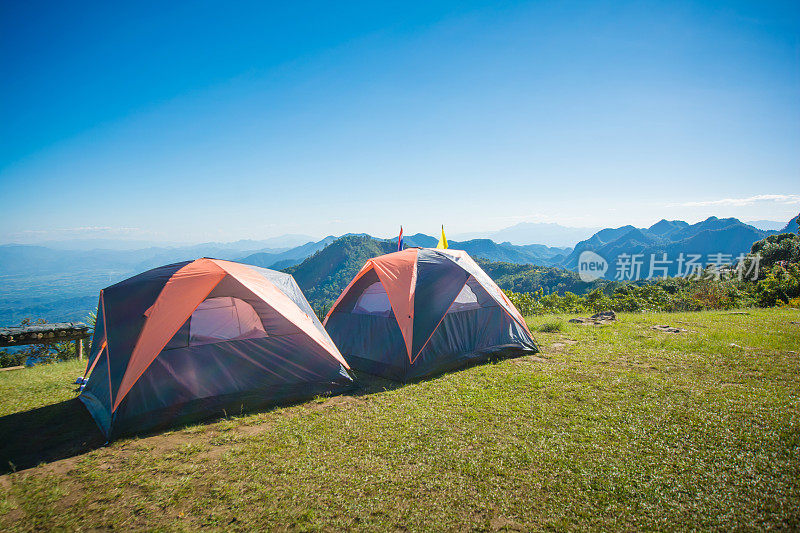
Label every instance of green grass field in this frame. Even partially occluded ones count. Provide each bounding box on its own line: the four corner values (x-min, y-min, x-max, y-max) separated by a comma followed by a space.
1, 309, 798, 531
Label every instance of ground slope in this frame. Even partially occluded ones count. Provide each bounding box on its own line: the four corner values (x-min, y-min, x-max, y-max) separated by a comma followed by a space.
0, 309, 798, 531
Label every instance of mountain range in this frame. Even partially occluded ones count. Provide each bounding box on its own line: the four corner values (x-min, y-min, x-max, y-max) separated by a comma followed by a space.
280, 214, 795, 311
239, 233, 570, 270
780, 216, 800, 234
0, 213, 796, 325
562, 216, 789, 278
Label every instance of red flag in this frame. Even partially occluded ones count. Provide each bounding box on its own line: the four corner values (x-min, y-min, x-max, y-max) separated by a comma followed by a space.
397, 226, 404, 251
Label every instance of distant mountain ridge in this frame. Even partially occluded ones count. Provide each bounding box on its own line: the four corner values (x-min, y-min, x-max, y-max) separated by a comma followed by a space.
453, 221, 599, 247
237, 237, 337, 270
745, 220, 789, 231
237, 233, 570, 271
397, 233, 570, 265
562, 216, 792, 278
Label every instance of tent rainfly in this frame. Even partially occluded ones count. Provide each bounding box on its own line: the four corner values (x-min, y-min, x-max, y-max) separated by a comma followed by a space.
80, 258, 353, 438
324, 248, 538, 381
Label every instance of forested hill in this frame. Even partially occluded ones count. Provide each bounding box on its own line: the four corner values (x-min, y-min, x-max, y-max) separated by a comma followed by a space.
476, 259, 601, 295
283, 235, 396, 312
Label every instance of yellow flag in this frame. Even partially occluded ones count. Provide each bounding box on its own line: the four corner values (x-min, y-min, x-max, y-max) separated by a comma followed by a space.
436, 225, 448, 249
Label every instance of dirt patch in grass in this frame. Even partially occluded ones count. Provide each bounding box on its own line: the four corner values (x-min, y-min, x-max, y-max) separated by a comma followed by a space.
548, 338, 578, 351
489, 516, 526, 531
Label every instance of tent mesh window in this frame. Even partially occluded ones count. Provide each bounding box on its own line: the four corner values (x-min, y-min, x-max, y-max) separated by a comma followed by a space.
447, 281, 480, 312
446, 277, 496, 314
352, 282, 393, 317
188, 296, 268, 346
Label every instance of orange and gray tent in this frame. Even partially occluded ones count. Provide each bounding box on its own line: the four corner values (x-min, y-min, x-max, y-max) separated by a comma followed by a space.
323, 248, 538, 381
79, 258, 353, 438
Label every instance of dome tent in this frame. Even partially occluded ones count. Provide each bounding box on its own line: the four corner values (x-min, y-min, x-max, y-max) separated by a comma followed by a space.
80, 258, 353, 439
323, 248, 538, 381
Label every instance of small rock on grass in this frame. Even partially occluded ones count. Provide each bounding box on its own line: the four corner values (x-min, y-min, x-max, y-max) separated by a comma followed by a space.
568, 311, 616, 326
591, 310, 617, 321
651, 324, 686, 333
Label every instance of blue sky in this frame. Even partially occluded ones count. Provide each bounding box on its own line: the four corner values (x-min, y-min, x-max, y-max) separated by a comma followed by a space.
1, 0, 798, 244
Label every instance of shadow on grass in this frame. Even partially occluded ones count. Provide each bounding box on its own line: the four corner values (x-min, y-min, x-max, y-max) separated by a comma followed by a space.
349, 373, 404, 396
0, 398, 105, 475
0, 349, 536, 475
349, 346, 534, 394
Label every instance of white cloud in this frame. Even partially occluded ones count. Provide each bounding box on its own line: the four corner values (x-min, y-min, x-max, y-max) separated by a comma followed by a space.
16, 226, 141, 235
675, 194, 800, 208
1, 226, 160, 244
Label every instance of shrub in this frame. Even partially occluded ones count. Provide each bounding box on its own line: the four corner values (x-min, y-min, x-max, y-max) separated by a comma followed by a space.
537, 320, 564, 333
504, 274, 761, 317
755, 263, 800, 307
0, 349, 26, 368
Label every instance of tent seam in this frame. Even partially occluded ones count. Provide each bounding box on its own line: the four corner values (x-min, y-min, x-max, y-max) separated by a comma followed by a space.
100, 291, 113, 410
410, 278, 468, 365
443, 251, 534, 340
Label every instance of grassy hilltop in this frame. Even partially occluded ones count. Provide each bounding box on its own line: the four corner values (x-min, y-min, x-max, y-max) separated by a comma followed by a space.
1, 308, 798, 530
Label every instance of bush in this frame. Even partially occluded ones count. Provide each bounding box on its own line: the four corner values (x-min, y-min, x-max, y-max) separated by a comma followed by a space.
779, 296, 800, 309
504, 275, 760, 317
0, 349, 26, 368
537, 320, 564, 333
755, 263, 800, 307
751, 233, 800, 267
